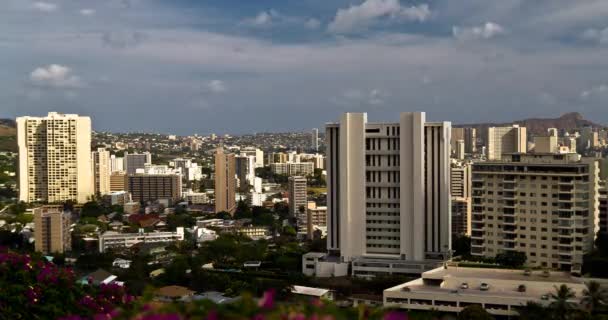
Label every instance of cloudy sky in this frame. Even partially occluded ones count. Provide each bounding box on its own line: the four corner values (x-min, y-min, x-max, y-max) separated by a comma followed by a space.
2, 0, 608, 134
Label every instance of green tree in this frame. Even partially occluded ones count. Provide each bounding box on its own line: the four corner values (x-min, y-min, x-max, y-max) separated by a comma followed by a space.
550, 284, 577, 320
453, 234, 471, 258
517, 302, 548, 320
582, 281, 608, 314
458, 305, 494, 320
234, 200, 252, 219
495, 251, 527, 268
80, 201, 105, 218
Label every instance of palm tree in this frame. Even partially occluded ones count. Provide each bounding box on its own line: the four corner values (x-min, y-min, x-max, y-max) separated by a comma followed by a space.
581, 281, 608, 314
550, 284, 577, 320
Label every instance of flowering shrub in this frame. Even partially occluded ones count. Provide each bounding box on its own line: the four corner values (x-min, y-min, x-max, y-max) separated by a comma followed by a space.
1, 250, 415, 320
0, 249, 133, 319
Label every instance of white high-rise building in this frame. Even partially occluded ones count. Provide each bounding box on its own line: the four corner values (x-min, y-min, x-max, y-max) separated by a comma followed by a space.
92, 148, 111, 195
241, 147, 264, 168
110, 155, 124, 173
487, 125, 527, 160
312, 128, 319, 152
324, 112, 451, 277
17, 112, 93, 203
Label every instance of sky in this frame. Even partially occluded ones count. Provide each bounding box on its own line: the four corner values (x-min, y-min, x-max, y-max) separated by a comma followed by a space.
2, 0, 608, 135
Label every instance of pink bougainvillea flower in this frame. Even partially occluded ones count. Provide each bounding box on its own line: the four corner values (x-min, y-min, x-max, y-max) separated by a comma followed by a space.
383, 311, 408, 320
258, 289, 276, 309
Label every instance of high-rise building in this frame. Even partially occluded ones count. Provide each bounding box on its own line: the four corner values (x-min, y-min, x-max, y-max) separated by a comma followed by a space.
241, 147, 264, 168
307, 204, 327, 239
452, 127, 476, 155
124, 152, 151, 175
288, 176, 308, 217
214, 147, 236, 214
110, 171, 128, 192
451, 197, 471, 236
110, 155, 124, 173
471, 153, 599, 273
456, 140, 465, 160
311, 128, 319, 152
92, 148, 111, 196
127, 173, 182, 204
600, 182, 608, 234
486, 125, 527, 160
235, 155, 255, 191
17, 112, 93, 203
325, 112, 451, 276
451, 162, 471, 199
34, 206, 72, 254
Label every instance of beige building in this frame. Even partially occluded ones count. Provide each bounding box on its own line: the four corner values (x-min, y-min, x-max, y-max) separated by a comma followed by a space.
214, 147, 236, 214
17, 112, 93, 203
288, 176, 308, 217
384, 266, 587, 317
322, 112, 451, 277
533, 136, 559, 153
471, 153, 599, 273
110, 171, 128, 192
34, 206, 72, 254
452, 197, 471, 236
270, 162, 314, 176
451, 127, 476, 155
92, 148, 111, 195
486, 125, 527, 160
307, 205, 327, 239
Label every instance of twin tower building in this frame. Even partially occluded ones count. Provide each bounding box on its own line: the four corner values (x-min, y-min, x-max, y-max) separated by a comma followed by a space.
321, 112, 452, 276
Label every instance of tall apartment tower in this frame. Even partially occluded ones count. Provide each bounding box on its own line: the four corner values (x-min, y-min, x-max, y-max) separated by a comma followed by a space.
214, 147, 236, 214
92, 148, 111, 196
17, 112, 93, 203
288, 176, 308, 217
600, 182, 608, 234
124, 152, 151, 175
311, 128, 319, 152
452, 127, 477, 155
235, 155, 255, 191
471, 153, 599, 273
487, 125, 527, 160
34, 206, 72, 254
326, 112, 451, 276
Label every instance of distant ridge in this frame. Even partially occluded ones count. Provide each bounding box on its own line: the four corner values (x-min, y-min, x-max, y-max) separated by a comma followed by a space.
455, 112, 606, 136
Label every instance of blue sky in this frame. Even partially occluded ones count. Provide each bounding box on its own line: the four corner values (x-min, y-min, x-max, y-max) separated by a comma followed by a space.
2, 0, 608, 134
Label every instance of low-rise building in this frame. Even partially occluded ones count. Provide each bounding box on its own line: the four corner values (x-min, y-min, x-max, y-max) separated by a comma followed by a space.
383, 266, 586, 317
302, 252, 349, 277
98, 228, 185, 252
291, 285, 334, 301
103, 191, 131, 206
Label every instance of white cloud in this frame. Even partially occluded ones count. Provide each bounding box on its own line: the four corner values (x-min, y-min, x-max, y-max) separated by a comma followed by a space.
305, 18, 321, 30
581, 27, 608, 44
328, 0, 430, 34
581, 84, 608, 99
30, 64, 84, 88
334, 88, 389, 106
244, 11, 274, 27
453, 22, 506, 41
80, 9, 96, 16
32, 2, 58, 12
207, 80, 227, 93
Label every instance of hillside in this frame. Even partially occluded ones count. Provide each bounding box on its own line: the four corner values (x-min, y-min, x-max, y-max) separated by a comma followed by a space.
455, 112, 606, 136
0, 119, 17, 152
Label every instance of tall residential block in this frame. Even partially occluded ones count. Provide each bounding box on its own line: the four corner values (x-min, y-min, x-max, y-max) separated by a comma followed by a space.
124, 152, 151, 175
241, 147, 264, 168
110, 155, 124, 173
471, 153, 599, 273
34, 206, 72, 254
92, 148, 111, 195
600, 182, 608, 234
17, 112, 93, 203
311, 128, 319, 152
110, 171, 128, 192
452, 127, 476, 155
487, 125, 527, 160
235, 155, 255, 191
288, 176, 308, 217
127, 174, 182, 204
214, 147, 236, 214
325, 112, 451, 276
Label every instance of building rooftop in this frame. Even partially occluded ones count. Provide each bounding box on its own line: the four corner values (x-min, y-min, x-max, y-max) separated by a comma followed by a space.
385, 266, 587, 300
155, 285, 195, 298
291, 285, 330, 297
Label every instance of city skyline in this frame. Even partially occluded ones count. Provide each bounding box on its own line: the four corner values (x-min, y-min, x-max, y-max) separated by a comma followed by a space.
3, 0, 608, 134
